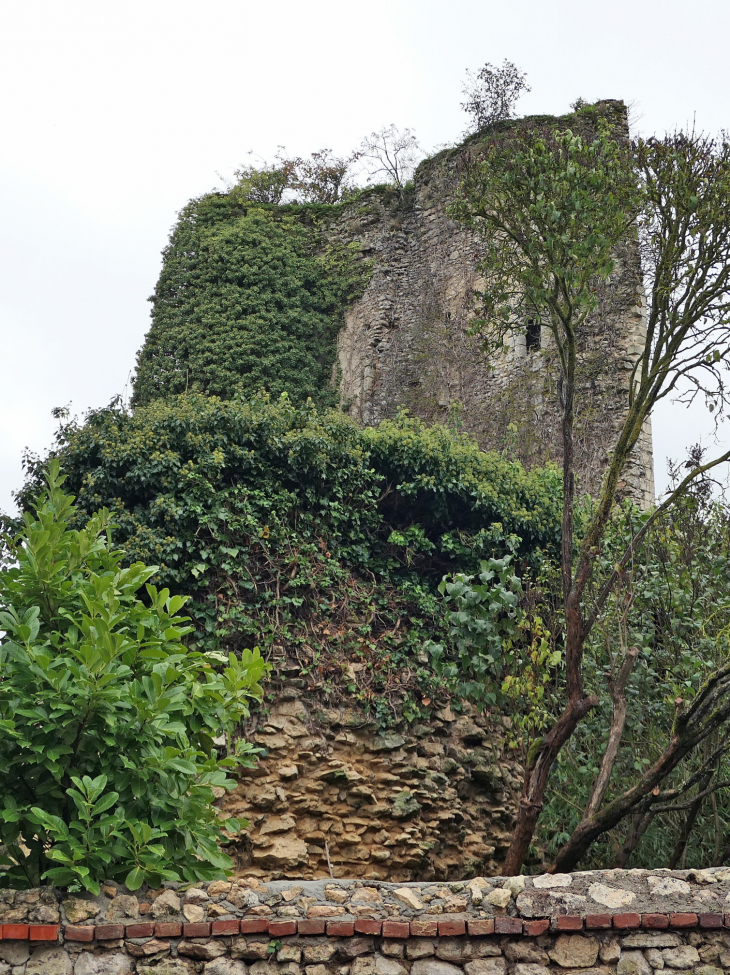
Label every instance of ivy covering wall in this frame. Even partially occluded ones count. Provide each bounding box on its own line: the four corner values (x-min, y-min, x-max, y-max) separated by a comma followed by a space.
132, 196, 371, 408
19, 395, 562, 726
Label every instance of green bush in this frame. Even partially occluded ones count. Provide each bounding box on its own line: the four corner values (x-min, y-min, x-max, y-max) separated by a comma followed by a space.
0, 462, 266, 892
16, 395, 561, 726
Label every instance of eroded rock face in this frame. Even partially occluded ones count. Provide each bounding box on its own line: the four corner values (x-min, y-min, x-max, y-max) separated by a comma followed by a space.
225, 692, 521, 881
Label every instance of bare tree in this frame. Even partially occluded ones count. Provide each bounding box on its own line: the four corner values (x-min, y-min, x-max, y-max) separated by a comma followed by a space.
359, 125, 422, 188
461, 60, 531, 133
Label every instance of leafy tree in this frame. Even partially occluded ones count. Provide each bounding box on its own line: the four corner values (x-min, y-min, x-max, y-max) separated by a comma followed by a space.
132, 198, 370, 408
461, 60, 531, 134
452, 113, 730, 873
537, 472, 730, 871
0, 461, 266, 892
232, 148, 359, 206
359, 125, 422, 188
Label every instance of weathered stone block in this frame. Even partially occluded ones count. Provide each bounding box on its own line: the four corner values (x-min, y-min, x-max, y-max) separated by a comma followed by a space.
548, 934, 599, 968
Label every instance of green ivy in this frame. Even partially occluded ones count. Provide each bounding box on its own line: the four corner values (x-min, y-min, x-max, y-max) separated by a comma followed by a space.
17, 395, 562, 726
132, 195, 371, 408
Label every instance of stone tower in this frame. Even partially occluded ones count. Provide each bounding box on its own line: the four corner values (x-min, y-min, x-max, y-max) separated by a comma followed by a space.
329, 101, 655, 506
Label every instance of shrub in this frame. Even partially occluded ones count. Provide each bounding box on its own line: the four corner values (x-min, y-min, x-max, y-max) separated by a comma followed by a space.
0, 462, 266, 892
16, 396, 561, 727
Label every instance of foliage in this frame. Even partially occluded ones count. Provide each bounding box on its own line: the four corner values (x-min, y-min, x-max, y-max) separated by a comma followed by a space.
0, 462, 266, 892
453, 107, 730, 873
538, 482, 730, 869
359, 125, 422, 188
132, 197, 371, 408
461, 60, 531, 134
15, 396, 562, 728
232, 148, 360, 206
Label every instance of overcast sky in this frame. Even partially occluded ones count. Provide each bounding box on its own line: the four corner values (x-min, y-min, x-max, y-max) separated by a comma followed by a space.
2, 0, 729, 514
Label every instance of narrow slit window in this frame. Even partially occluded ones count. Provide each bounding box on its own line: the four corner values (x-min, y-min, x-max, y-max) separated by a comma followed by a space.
526, 318, 541, 352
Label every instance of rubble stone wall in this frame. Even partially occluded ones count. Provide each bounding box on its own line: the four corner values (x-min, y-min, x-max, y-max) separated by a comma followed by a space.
222, 694, 521, 883
3, 869, 730, 974
327, 102, 655, 507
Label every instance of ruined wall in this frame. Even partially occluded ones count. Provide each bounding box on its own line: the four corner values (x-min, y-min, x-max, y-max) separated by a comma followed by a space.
329, 103, 655, 507
3, 869, 730, 974
222, 690, 521, 883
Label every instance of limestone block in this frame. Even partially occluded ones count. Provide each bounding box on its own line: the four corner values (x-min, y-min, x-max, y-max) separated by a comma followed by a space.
617, 952, 653, 975
463, 960, 507, 975
62, 898, 99, 924
138, 961, 196, 975
178, 940, 229, 961
549, 935, 600, 969
411, 962, 463, 975
533, 874, 573, 889
75, 953, 134, 975
648, 878, 692, 897
25, 947, 73, 975
0, 944, 30, 966
105, 894, 140, 921
204, 960, 249, 975
151, 889, 182, 917
588, 883, 636, 909
621, 935, 681, 949
375, 955, 407, 975
407, 941, 436, 960
661, 945, 701, 969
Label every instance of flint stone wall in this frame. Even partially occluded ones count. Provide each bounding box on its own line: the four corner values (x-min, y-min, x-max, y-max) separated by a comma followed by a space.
3, 869, 730, 974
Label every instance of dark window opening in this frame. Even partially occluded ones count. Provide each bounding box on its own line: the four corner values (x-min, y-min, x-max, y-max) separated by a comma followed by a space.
526, 318, 541, 352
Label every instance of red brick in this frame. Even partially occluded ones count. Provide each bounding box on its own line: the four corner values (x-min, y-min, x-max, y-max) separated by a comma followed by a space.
29, 925, 59, 942
669, 913, 698, 928
439, 919, 466, 937
556, 916, 583, 931
269, 921, 297, 937
523, 919, 550, 937
699, 913, 724, 929
326, 921, 355, 937
125, 922, 155, 938
410, 919, 438, 937
467, 918, 495, 936
613, 913, 641, 929
183, 922, 211, 938
382, 920, 410, 939
212, 919, 241, 936
355, 919, 383, 935
95, 924, 124, 941
585, 914, 612, 930
2, 925, 29, 941
494, 917, 522, 935
65, 925, 95, 942
725, 914, 730, 928
296, 919, 326, 936
240, 918, 270, 934
155, 922, 182, 938
641, 914, 669, 929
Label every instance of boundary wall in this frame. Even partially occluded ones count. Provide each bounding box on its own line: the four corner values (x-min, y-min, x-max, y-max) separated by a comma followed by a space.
2, 869, 730, 973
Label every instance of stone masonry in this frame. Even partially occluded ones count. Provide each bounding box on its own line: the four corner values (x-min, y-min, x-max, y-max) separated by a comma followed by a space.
3, 868, 730, 974
222, 692, 521, 882
327, 102, 655, 507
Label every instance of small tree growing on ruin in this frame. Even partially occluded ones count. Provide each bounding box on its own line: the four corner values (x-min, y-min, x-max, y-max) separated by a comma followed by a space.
461, 60, 531, 133
359, 124, 422, 188
450, 119, 730, 874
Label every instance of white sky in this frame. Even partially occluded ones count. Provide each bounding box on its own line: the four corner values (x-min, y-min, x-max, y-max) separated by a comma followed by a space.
2, 0, 729, 514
